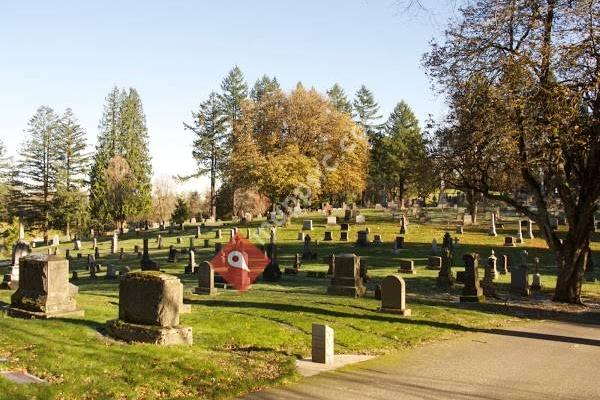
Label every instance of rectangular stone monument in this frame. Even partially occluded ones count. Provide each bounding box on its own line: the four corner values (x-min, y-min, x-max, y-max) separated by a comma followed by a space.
355, 215, 366, 224
460, 253, 484, 302
105, 272, 192, 345
326, 216, 337, 225
326, 254, 366, 297
427, 256, 442, 270
398, 259, 415, 274
340, 223, 350, 231
6, 255, 84, 319
312, 324, 334, 365
511, 265, 531, 296
378, 275, 411, 315
340, 231, 349, 241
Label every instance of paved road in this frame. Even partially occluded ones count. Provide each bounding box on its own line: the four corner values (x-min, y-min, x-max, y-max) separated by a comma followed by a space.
243, 321, 600, 400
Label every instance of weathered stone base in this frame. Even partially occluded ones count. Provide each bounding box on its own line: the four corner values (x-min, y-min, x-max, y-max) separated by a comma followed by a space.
378, 307, 411, 316
459, 294, 485, 303
326, 286, 366, 298
105, 319, 193, 345
194, 287, 217, 295
4, 306, 84, 319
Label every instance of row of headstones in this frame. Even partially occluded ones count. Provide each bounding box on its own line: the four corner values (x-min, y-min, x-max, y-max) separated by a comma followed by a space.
5, 254, 193, 345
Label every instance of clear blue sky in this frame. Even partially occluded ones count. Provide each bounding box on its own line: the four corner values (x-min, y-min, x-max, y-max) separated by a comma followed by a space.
0, 0, 452, 193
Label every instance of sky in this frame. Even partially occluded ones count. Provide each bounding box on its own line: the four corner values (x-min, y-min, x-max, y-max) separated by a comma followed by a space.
0, 0, 454, 194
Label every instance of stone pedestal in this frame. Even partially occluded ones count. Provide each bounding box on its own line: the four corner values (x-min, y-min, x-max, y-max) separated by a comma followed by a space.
106, 272, 192, 345
460, 253, 485, 303
312, 324, 334, 365
378, 275, 411, 315
6, 255, 84, 319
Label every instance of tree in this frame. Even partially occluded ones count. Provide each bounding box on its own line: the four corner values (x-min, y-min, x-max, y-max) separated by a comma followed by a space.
353, 85, 382, 139
104, 155, 136, 227
152, 175, 177, 224
53, 108, 89, 237
220, 65, 248, 138
15, 106, 60, 241
90, 87, 153, 228
425, 0, 600, 303
250, 75, 280, 102
171, 197, 190, 225
0, 140, 13, 221
183, 92, 228, 219
327, 83, 352, 114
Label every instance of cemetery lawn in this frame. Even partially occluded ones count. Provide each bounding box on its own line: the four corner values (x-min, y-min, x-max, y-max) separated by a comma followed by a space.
1, 208, 599, 399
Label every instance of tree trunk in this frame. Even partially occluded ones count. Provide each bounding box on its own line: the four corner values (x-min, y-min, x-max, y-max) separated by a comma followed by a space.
553, 240, 588, 304
465, 189, 478, 224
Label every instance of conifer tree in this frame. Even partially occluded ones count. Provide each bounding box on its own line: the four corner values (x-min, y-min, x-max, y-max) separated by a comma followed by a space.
327, 83, 352, 114
53, 108, 89, 237
219, 66, 248, 138
171, 197, 190, 225
250, 75, 280, 101
184, 92, 227, 219
0, 140, 12, 221
16, 106, 60, 241
353, 85, 382, 139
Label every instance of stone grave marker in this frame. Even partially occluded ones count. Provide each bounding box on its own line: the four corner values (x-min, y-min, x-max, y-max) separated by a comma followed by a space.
340, 231, 349, 241
302, 220, 314, 231
510, 251, 531, 296
504, 236, 516, 247
195, 261, 217, 295
298, 232, 306, 241
326, 216, 337, 225
355, 214, 366, 224
105, 272, 193, 345
140, 238, 159, 271
437, 248, 455, 288
460, 253, 484, 302
356, 231, 369, 247
489, 213, 497, 236
111, 232, 118, 254
373, 234, 382, 245
531, 257, 542, 291
427, 256, 442, 270
6, 255, 84, 318
312, 324, 334, 365
326, 254, 366, 297
378, 275, 411, 315
323, 231, 333, 241
398, 259, 415, 274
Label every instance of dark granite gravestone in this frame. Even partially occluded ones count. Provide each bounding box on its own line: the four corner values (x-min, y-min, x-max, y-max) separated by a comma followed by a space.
340, 231, 349, 241
140, 238, 159, 271
326, 254, 366, 297
398, 259, 415, 274
6, 255, 84, 319
427, 256, 442, 270
356, 231, 369, 247
105, 272, 192, 345
437, 247, 455, 288
511, 251, 531, 296
460, 253, 484, 302
378, 274, 411, 315
324, 231, 333, 241
340, 223, 350, 231
395, 236, 405, 250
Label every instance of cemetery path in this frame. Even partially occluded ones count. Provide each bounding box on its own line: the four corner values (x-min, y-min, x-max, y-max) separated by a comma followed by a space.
243, 320, 600, 400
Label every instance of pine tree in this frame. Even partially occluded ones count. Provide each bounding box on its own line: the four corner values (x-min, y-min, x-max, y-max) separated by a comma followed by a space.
184, 92, 227, 219
119, 88, 153, 220
250, 75, 280, 101
0, 140, 13, 221
171, 197, 190, 225
220, 66, 248, 138
54, 108, 89, 237
327, 83, 352, 114
353, 85, 382, 139
16, 106, 60, 241
89, 87, 152, 228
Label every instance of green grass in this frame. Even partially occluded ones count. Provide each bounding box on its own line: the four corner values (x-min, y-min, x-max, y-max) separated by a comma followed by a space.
0, 207, 599, 399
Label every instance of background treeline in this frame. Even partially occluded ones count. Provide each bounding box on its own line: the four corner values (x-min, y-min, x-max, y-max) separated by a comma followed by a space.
0, 68, 431, 246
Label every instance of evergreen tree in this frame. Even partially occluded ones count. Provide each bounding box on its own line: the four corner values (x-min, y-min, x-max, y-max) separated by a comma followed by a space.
53, 108, 89, 237
353, 85, 382, 139
327, 83, 352, 114
219, 65, 248, 138
171, 197, 190, 225
89, 87, 152, 228
16, 106, 60, 241
0, 140, 13, 221
119, 88, 153, 220
184, 92, 227, 219
250, 75, 280, 101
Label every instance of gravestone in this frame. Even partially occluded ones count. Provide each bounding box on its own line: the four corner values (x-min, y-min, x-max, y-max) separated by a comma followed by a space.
378, 275, 411, 315
437, 247, 455, 288
204, 239, 210, 248
356, 231, 369, 247
195, 226, 201, 239
106, 264, 118, 280
4, 241, 31, 290
6, 255, 84, 319
302, 220, 313, 231
185, 250, 196, 274
516, 220, 524, 244
140, 238, 159, 271
489, 213, 497, 236
326, 216, 337, 225
499, 254, 510, 274
395, 236, 405, 250
344, 209, 352, 222
431, 239, 439, 255
111, 232, 118, 254
527, 220, 534, 239
427, 256, 442, 270
456, 226, 464, 234
340, 223, 350, 231
194, 261, 217, 295
340, 231, 349, 241
373, 234, 382, 245
215, 229, 222, 239
105, 272, 193, 345
312, 324, 334, 365
176, 237, 182, 245
504, 236, 516, 247
510, 251, 531, 296
298, 232, 306, 241
167, 245, 177, 263
323, 231, 333, 241
531, 257, 542, 291
488, 250, 498, 279
460, 253, 484, 302
355, 214, 366, 224
482, 251, 497, 296
302, 235, 317, 260
398, 259, 415, 274
326, 254, 366, 297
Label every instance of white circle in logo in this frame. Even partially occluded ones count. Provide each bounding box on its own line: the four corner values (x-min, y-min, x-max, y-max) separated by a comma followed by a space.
227, 250, 249, 271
